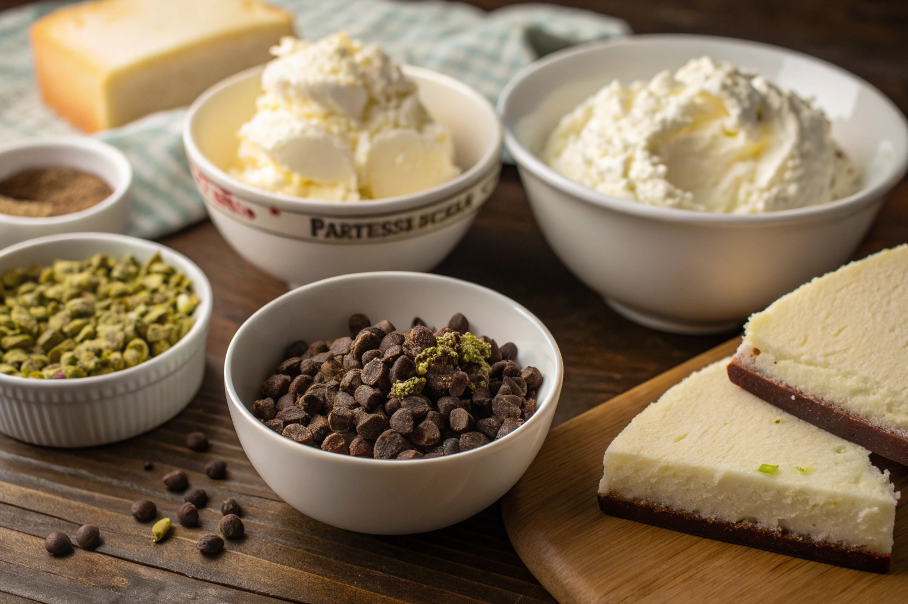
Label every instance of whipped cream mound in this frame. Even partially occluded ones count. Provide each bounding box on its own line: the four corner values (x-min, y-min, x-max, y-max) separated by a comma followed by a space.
543, 57, 861, 214
232, 33, 460, 201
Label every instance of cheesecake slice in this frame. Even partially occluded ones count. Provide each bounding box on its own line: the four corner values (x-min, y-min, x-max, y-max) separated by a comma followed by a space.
599, 359, 898, 573
728, 245, 908, 465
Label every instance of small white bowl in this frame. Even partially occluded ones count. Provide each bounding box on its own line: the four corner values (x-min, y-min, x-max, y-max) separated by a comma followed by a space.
184, 66, 502, 289
0, 137, 132, 250
499, 35, 908, 335
0, 233, 212, 448
224, 272, 563, 534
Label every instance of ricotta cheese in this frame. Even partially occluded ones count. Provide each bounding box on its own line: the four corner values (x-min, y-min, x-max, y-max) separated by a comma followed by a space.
232, 33, 460, 201
544, 57, 860, 213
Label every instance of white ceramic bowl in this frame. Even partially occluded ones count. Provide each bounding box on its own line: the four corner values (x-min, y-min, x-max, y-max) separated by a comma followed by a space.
0, 137, 132, 250
184, 66, 502, 289
225, 272, 563, 534
500, 35, 908, 335
0, 233, 212, 447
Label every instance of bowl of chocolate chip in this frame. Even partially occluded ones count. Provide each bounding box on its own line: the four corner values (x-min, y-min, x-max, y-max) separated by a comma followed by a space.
0, 136, 132, 249
225, 272, 563, 534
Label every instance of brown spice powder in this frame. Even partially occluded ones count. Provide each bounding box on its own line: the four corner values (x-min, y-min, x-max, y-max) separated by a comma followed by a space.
0, 167, 113, 217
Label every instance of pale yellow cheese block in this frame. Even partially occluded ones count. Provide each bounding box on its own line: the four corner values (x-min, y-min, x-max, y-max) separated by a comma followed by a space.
31, 0, 294, 132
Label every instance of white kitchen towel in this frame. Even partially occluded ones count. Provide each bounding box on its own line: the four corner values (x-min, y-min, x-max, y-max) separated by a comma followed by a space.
0, 0, 628, 238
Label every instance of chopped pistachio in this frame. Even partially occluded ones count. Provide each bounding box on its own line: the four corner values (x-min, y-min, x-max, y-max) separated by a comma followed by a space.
390, 377, 426, 398
757, 464, 778, 475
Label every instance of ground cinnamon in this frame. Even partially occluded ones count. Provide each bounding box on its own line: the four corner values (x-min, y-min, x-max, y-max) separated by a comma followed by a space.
0, 167, 112, 217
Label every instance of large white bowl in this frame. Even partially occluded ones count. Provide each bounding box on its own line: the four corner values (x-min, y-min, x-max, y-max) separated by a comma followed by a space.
184, 66, 502, 289
0, 137, 132, 250
225, 272, 563, 534
0, 233, 212, 447
500, 35, 908, 335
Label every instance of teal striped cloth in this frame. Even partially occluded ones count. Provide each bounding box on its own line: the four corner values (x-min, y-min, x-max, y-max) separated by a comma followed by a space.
0, 0, 628, 239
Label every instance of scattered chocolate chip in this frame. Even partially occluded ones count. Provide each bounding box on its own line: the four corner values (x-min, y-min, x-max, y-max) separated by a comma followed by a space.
184, 489, 208, 508
186, 431, 209, 452
162, 470, 188, 492
349, 436, 374, 457
521, 366, 543, 389
389, 408, 414, 435
411, 419, 441, 446
443, 437, 460, 456
75, 525, 100, 550
284, 340, 309, 359
321, 432, 350, 454
143, 461, 154, 471
276, 405, 309, 425
131, 499, 156, 522
459, 431, 490, 451
221, 498, 241, 516
44, 532, 71, 556
496, 417, 524, 440
476, 416, 503, 439
374, 319, 396, 335
282, 423, 314, 445
252, 397, 276, 421
397, 449, 424, 460
264, 419, 285, 433
205, 459, 227, 480
261, 373, 291, 399
411, 317, 427, 328
307, 415, 331, 443
178, 502, 200, 527
219, 514, 244, 539
277, 357, 302, 377
328, 407, 354, 432
348, 313, 371, 338
499, 342, 518, 361
197, 534, 224, 555
374, 429, 410, 459
356, 413, 389, 440
449, 408, 475, 432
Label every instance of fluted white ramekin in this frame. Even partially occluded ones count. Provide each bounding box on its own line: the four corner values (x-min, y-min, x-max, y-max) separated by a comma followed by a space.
0, 233, 212, 448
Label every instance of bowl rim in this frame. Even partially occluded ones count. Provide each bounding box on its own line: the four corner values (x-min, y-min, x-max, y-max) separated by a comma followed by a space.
184, 64, 503, 218
224, 271, 564, 466
0, 232, 213, 390
498, 33, 908, 226
0, 136, 133, 225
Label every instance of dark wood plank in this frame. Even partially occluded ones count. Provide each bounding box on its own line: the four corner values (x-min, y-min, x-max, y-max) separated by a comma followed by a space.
0, 0, 906, 602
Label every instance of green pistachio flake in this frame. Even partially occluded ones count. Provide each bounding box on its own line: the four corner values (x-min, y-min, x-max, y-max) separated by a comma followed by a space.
774, 419, 781, 424
796, 466, 814, 473
757, 464, 778, 475
390, 377, 426, 398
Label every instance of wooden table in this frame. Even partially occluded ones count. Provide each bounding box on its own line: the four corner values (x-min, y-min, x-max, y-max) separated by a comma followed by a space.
1, 0, 906, 602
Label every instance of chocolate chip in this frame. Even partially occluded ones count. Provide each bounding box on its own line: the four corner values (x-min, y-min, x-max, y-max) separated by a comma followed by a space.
328, 407, 354, 432
472, 387, 492, 409
384, 397, 402, 416
219, 514, 244, 539
288, 374, 314, 399
425, 410, 446, 432
411, 419, 442, 446
44, 532, 71, 556
184, 489, 208, 508
349, 436, 374, 457
320, 356, 344, 380
481, 336, 502, 364
284, 340, 309, 359
178, 502, 200, 527
459, 431, 490, 451
305, 341, 330, 359
275, 393, 296, 412
492, 396, 523, 420
277, 356, 302, 376
307, 415, 331, 443
75, 525, 100, 550
361, 358, 389, 390
252, 397, 276, 420
221, 498, 241, 516
449, 408, 475, 432
448, 371, 471, 397
339, 369, 363, 393
361, 348, 383, 365
401, 395, 431, 418
330, 337, 354, 356
476, 416, 503, 439
381, 344, 403, 364
374, 430, 410, 459
379, 331, 405, 353
276, 405, 309, 425
321, 432, 350, 454
437, 396, 466, 418
197, 534, 224, 555
503, 361, 521, 378
354, 384, 383, 410
264, 419, 284, 433
186, 431, 209, 452
162, 470, 188, 491
300, 358, 321, 376
351, 331, 381, 361
373, 319, 396, 335
523, 398, 536, 421
205, 459, 227, 479
131, 499, 156, 522
397, 449, 424, 460
389, 355, 416, 384
348, 313, 371, 338
447, 312, 469, 334
282, 423, 314, 445
356, 413, 389, 440
403, 325, 436, 358
521, 366, 543, 389
496, 417, 524, 440
143, 461, 154, 471
500, 342, 518, 361
489, 360, 508, 378
503, 376, 528, 397
411, 317, 427, 328
261, 373, 291, 398
389, 408, 414, 435
334, 391, 356, 409
442, 437, 460, 456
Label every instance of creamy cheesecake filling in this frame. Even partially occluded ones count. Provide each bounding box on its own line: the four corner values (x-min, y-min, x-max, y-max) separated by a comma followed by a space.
738, 245, 908, 432
600, 360, 897, 554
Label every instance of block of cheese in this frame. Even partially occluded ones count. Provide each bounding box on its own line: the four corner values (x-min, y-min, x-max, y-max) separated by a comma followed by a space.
31, 0, 294, 132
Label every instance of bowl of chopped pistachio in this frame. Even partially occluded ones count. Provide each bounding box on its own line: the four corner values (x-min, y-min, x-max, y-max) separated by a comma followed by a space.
0, 232, 212, 447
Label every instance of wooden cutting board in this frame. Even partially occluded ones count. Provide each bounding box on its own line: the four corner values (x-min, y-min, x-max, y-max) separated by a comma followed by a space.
502, 339, 908, 604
